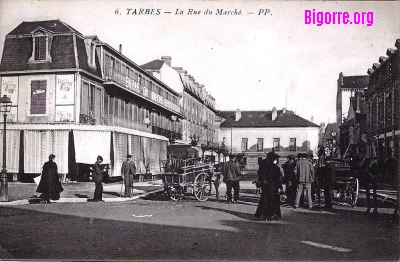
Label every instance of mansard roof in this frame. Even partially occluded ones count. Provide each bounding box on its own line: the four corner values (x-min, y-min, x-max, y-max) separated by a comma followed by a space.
0, 19, 101, 78
141, 59, 165, 70
340, 75, 369, 91
217, 110, 319, 128
7, 19, 82, 36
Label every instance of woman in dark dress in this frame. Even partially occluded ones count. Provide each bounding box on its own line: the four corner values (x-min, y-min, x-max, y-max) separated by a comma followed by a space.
36, 154, 64, 203
255, 152, 284, 221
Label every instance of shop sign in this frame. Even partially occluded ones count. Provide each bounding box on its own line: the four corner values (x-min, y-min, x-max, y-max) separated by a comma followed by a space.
56, 75, 74, 105
55, 105, 74, 122
1, 76, 18, 105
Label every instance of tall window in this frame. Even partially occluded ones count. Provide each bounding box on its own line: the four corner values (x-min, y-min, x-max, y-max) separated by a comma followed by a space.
241, 138, 248, 151
30, 80, 47, 114
257, 138, 264, 151
290, 138, 296, 151
90, 85, 95, 115
34, 35, 47, 61
273, 138, 280, 152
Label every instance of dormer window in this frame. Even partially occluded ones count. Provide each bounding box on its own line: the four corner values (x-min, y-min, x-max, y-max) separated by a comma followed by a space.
28, 30, 52, 63
84, 36, 98, 68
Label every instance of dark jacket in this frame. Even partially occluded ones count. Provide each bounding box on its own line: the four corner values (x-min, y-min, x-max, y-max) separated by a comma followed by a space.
121, 160, 136, 177
221, 160, 241, 181
93, 162, 106, 183
258, 159, 283, 190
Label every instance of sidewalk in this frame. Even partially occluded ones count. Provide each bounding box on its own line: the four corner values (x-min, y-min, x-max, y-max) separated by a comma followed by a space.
0, 179, 165, 206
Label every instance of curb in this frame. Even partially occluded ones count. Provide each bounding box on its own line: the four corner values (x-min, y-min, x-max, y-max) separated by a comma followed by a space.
0, 188, 165, 206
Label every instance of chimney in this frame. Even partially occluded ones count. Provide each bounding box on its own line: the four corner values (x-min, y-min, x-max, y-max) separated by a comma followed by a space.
235, 108, 241, 121
282, 108, 286, 113
119, 44, 122, 53
311, 116, 314, 123
272, 107, 277, 120
161, 56, 172, 67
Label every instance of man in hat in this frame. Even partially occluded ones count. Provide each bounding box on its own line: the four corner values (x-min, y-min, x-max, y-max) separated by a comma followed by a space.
121, 154, 137, 197
294, 153, 315, 209
221, 154, 242, 203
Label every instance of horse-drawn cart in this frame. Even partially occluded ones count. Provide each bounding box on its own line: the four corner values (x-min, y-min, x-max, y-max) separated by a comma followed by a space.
331, 159, 359, 206
319, 158, 359, 207
160, 145, 219, 201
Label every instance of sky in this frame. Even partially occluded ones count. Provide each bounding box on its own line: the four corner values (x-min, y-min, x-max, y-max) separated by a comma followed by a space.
0, 0, 399, 126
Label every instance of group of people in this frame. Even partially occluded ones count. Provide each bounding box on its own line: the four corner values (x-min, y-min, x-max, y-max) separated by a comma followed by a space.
36, 154, 137, 203
219, 151, 326, 222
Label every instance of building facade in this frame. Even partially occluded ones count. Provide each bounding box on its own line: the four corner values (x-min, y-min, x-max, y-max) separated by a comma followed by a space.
0, 20, 183, 181
335, 73, 369, 158
141, 56, 217, 146
217, 108, 320, 170
365, 39, 400, 159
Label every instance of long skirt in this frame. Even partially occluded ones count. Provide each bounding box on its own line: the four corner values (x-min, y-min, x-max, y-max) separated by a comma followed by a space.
255, 183, 281, 220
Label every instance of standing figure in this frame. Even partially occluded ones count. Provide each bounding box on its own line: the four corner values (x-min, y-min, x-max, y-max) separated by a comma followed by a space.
315, 156, 336, 209
255, 152, 284, 221
294, 153, 315, 209
90, 155, 107, 202
283, 155, 296, 205
36, 154, 64, 203
121, 154, 137, 197
221, 154, 241, 203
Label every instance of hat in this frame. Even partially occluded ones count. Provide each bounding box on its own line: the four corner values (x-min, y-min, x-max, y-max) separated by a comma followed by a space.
49, 154, 55, 159
127, 154, 132, 158
97, 155, 103, 161
229, 154, 235, 159
287, 155, 295, 160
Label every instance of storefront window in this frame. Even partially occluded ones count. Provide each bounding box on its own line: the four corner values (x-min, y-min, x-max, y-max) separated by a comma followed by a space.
30, 80, 47, 114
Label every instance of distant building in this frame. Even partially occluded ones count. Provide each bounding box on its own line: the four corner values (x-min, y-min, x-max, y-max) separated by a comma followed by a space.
336, 73, 369, 158
365, 39, 400, 159
142, 56, 217, 146
217, 108, 320, 170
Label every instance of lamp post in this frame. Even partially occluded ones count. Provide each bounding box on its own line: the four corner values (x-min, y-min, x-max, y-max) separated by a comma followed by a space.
0, 95, 12, 202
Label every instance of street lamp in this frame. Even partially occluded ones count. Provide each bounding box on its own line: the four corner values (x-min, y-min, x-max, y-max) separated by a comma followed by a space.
0, 95, 11, 202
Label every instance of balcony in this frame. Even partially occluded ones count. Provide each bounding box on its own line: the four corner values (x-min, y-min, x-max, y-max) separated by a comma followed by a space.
79, 114, 95, 125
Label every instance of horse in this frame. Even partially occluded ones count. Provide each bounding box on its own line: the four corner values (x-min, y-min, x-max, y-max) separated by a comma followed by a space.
357, 156, 399, 220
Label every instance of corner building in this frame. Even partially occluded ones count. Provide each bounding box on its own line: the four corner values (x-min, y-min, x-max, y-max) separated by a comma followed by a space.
0, 20, 183, 181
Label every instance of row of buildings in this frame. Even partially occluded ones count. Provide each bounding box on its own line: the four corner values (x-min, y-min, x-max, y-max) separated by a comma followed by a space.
0, 19, 320, 181
330, 39, 399, 161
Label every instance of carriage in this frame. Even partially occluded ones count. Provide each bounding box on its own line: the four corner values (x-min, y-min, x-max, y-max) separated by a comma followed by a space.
317, 158, 359, 207
160, 144, 220, 201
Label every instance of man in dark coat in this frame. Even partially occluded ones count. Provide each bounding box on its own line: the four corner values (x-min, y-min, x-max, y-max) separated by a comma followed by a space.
121, 154, 137, 197
36, 154, 63, 203
255, 152, 284, 221
221, 154, 241, 203
90, 155, 107, 202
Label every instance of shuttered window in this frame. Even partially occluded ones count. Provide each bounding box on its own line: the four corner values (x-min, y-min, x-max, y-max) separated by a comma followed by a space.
30, 80, 47, 114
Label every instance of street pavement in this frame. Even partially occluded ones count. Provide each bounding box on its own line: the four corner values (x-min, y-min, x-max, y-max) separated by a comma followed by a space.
0, 178, 260, 206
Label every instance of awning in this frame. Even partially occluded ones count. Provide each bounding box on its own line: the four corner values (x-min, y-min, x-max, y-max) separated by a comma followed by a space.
0, 130, 20, 173
24, 130, 69, 174
74, 131, 111, 164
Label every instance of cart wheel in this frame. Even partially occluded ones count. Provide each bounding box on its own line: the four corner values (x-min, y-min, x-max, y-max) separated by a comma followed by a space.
167, 186, 182, 201
350, 178, 359, 207
194, 172, 211, 202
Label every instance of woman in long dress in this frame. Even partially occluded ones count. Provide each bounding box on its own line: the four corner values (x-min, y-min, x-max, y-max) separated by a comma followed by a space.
255, 152, 284, 221
36, 154, 64, 203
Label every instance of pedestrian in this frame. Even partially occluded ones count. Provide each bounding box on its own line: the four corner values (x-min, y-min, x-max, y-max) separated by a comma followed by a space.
294, 153, 315, 209
316, 156, 336, 209
255, 152, 285, 221
282, 155, 296, 204
89, 155, 107, 202
36, 154, 64, 203
121, 154, 136, 197
221, 154, 241, 203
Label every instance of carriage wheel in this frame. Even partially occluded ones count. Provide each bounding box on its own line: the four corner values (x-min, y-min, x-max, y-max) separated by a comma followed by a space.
194, 172, 211, 202
167, 185, 182, 201
350, 178, 359, 207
